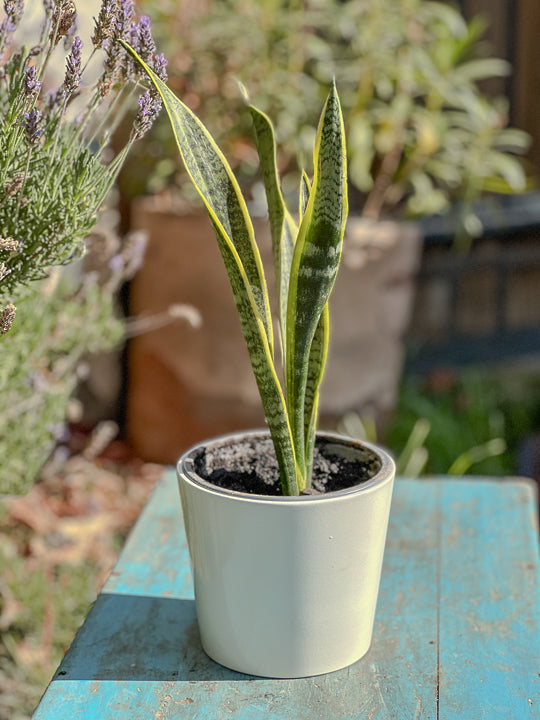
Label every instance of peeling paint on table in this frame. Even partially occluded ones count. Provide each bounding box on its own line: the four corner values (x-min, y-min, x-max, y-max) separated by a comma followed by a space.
32, 473, 540, 719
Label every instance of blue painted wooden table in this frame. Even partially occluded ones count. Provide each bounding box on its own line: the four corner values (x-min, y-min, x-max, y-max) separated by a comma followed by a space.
33, 472, 540, 719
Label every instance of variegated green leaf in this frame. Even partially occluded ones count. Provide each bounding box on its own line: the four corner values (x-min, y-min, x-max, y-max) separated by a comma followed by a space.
122, 44, 273, 354
304, 304, 329, 486
299, 172, 328, 486
285, 82, 348, 483
121, 42, 302, 494
249, 105, 296, 359
218, 241, 300, 495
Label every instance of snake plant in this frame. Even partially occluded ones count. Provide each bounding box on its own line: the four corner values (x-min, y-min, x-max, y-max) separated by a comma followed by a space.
123, 43, 348, 495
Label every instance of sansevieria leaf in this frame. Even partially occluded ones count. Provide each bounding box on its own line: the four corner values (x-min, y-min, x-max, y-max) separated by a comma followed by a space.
122, 46, 273, 352
249, 105, 296, 359
121, 42, 301, 495
304, 305, 329, 485
285, 81, 348, 483
298, 171, 329, 486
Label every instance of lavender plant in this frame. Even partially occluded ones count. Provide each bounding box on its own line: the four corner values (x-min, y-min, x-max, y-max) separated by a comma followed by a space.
0, 0, 165, 494
0, 236, 136, 495
0, 0, 165, 333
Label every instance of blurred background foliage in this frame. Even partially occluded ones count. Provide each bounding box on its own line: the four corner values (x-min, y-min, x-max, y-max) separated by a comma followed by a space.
0, 271, 123, 495
342, 367, 540, 479
125, 0, 529, 227
0, 218, 146, 495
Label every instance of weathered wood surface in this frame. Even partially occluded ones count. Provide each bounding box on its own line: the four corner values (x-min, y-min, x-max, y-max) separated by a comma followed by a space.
33, 472, 540, 719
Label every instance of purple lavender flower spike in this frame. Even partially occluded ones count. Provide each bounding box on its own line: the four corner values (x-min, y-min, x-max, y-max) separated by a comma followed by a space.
111, 0, 134, 46
50, 0, 77, 45
132, 90, 161, 140
92, 0, 116, 50
23, 108, 43, 146
153, 52, 168, 83
64, 35, 82, 96
0, 0, 23, 51
127, 21, 139, 50
137, 15, 156, 64
119, 0, 135, 29
63, 10, 78, 51
120, 21, 140, 81
24, 65, 41, 99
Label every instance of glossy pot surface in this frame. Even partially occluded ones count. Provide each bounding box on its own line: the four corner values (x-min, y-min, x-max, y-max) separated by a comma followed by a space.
177, 430, 395, 678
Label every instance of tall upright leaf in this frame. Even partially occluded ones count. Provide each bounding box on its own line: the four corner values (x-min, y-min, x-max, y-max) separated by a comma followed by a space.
304, 305, 329, 485
122, 45, 273, 354
285, 82, 348, 481
249, 105, 296, 358
299, 171, 329, 486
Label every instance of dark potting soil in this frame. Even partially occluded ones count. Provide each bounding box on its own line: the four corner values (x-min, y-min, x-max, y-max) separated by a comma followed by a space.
193, 434, 382, 496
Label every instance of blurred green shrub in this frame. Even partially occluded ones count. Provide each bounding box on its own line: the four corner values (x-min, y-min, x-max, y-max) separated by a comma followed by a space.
130, 0, 529, 226
385, 369, 540, 477
0, 224, 146, 496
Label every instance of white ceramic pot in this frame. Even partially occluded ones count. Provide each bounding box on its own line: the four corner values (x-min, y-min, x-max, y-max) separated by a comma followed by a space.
177, 430, 395, 678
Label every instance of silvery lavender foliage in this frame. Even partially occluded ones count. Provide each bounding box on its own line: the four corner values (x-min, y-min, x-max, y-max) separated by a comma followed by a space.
0, 262, 129, 493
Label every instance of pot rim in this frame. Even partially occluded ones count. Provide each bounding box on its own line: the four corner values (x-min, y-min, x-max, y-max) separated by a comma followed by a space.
177, 429, 395, 504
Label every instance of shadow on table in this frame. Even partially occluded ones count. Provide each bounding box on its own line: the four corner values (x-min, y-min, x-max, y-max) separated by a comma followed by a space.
53, 593, 254, 682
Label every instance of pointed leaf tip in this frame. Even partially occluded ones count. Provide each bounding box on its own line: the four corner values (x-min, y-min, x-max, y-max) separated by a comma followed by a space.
237, 79, 249, 104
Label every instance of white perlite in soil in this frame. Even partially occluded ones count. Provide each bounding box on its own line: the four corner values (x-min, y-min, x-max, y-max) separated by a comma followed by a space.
200, 436, 363, 493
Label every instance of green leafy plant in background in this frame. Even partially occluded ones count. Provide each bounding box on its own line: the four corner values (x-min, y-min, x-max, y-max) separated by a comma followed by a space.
317, 0, 529, 227
129, 0, 528, 231
384, 371, 532, 477
124, 42, 347, 495
339, 407, 506, 478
